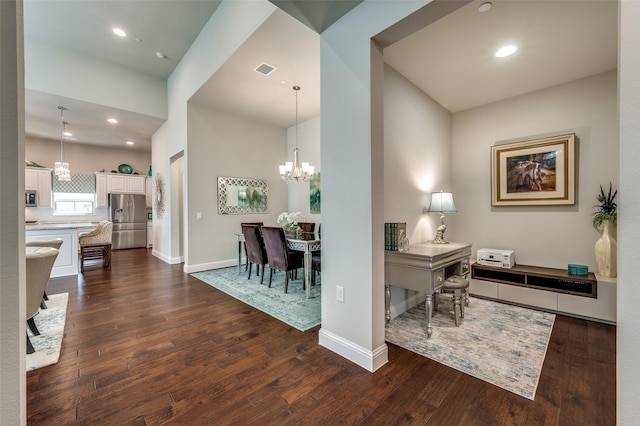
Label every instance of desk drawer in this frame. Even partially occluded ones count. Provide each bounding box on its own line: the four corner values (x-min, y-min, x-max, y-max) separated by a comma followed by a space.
386, 264, 427, 293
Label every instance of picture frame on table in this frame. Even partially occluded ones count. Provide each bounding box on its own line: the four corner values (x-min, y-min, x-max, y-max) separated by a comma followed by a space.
491, 133, 576, 206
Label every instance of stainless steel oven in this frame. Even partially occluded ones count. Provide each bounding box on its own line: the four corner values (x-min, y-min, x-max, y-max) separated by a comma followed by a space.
25, 191, 37, 207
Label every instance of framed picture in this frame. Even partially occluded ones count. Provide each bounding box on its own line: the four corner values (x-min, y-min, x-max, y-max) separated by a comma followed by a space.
491, 133, 576, 206
310, 172, 321, 214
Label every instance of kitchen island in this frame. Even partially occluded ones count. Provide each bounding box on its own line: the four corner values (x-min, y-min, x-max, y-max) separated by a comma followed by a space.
26, 222, 98, 277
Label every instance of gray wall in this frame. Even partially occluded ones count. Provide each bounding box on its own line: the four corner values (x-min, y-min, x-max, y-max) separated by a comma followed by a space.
452, 71, 617, 271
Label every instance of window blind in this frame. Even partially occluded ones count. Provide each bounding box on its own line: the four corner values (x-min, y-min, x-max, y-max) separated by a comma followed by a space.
52, 174, 96, 194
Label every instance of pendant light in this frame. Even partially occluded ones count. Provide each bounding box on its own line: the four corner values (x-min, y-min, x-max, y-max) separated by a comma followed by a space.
279, 85, 314, 183
54, 106, 71, 182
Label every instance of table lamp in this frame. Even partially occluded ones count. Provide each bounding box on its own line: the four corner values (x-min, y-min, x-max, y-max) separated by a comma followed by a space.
428, 191, 457, 244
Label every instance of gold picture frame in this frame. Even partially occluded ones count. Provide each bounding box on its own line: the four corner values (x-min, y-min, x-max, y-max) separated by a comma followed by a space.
491, 133, 576, 206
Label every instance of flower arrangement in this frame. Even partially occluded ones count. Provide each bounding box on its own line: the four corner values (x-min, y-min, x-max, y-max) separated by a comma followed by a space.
277, 211, 306, 231
593, 183, 617, 230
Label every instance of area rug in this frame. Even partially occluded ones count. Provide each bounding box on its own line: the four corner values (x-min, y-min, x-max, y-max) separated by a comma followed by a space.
385, 296, 555, 400
26, 292, 68, 371
192, 267, 320, 332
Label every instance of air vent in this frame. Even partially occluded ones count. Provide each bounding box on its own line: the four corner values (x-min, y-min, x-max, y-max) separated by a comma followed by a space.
255, 62, 276, 76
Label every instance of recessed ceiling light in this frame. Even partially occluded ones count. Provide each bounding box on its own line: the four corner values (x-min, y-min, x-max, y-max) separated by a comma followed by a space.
107, 118, 118, 124
112, 27, 126, 37
478, 2, 492, 13
155, 51, 166, 59
63, 131, 72, 137
496, 45, 517, 58
126, 141, 134, 145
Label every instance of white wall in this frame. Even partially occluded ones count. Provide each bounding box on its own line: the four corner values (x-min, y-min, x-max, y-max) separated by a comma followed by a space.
152, 0, 276, 267
26, 136, 151, 175
383, 64, 452, 318
452, 71, 618, 270
0, 2, 26, 423
184, 104, 288, 271
25, 41, 167, 120
285, 115, 321, 221
618, 1, 640, 423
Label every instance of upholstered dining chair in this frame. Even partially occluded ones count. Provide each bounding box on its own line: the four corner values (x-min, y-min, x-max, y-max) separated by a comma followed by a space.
26, 247, 59, 354
79, 220, 112, 272
25, 238, 63, 308
241, 224, 268, 284
240, 222, 263, 272
261, 226, 304, 293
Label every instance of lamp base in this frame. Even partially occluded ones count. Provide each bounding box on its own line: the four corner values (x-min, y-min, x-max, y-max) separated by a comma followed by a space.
432, 224, 449, 244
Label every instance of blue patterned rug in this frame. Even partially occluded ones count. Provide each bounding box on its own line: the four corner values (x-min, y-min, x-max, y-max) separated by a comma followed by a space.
26, 292, 68, 371
385, 296, 555, 400
192, 267, 320, 332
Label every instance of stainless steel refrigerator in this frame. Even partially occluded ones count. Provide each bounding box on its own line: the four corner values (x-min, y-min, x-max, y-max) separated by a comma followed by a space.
108, 193, 147, 249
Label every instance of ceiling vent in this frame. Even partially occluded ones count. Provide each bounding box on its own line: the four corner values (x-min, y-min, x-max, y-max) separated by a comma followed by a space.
255, 62, 276, 76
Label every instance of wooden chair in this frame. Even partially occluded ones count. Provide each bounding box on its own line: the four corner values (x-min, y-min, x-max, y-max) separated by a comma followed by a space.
26, 247, 59, 354
241, 224, 268, 284
79, 221, 113, 272
261, 226, 304, 293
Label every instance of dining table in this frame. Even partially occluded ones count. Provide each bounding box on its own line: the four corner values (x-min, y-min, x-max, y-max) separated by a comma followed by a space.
235, 230, 320, 299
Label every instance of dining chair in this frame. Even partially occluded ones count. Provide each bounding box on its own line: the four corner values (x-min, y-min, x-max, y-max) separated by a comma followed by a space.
241, 224, 268, 284
240, 222, 263, 272
26, 247, 59, 354
25, 238, 63, 308
79, 220, 112, 272
261, 226, 304, 293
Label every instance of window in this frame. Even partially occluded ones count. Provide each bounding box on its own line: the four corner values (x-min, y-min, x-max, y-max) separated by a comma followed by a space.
53, 192, 95, 215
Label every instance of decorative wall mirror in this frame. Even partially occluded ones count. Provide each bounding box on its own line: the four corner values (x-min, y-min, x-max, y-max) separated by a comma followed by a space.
217, 176, 268, 214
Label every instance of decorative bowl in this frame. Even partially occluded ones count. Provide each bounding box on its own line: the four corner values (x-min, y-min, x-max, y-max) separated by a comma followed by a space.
118, 164, 133, 174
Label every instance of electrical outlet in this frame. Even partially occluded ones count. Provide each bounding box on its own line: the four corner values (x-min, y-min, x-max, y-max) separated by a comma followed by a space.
336, 286, 344, 303
196, 212, 203, 220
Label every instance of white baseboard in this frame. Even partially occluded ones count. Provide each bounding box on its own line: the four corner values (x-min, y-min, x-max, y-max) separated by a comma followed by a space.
152, 250, 183, 265
318, 328, 388, 372
184, 258, 238, 274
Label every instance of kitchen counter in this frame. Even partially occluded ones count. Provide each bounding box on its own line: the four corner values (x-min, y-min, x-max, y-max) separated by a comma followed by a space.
25, 222, 98, 231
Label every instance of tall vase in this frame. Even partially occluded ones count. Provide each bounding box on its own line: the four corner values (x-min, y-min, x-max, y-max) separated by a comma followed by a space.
595, 220, 617, 277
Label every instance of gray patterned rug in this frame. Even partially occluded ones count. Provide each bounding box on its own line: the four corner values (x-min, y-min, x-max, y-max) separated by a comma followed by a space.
26, 292, 68, 371
192, 267, 320, 332
385, 296, 555, 400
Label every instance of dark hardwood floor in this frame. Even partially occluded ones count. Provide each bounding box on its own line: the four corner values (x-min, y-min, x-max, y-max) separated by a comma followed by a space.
27, 249, 616, 425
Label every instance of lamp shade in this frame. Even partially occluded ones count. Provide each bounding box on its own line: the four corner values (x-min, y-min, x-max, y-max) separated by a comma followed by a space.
428, 192, 457, 213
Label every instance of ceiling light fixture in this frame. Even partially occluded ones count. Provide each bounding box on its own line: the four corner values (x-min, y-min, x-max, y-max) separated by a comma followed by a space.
279, 85, 314, 183
126, 141, 134, 145
55, 106, 71, 182
155, 51, 166, 59
107, 118, 118, 124
112, 27, 126, 37
495, 45, 517, 58
478, 2, 492, 13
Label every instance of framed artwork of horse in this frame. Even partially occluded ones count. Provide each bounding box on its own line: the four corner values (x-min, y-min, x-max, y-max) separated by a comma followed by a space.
491, 133, 576, 206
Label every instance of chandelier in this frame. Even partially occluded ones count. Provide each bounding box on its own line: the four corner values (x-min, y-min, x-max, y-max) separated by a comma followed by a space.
54, 106, 71, 182
279, 85, 314, 183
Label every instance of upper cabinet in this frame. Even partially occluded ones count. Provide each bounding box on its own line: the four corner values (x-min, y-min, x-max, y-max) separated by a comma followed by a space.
95, 173, 147, 207
25, 167, 52, 207
145, 177, 153, 208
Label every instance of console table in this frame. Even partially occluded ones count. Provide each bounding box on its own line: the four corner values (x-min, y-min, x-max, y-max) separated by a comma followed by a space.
385, 242, 472, 338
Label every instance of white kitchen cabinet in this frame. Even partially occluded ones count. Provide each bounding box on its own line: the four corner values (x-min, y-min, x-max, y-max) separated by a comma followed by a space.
98, 173, 146, 196
95, 173, 108, 207
147, 221, 153, 248
25, 167, 52, 207
26, 228, 78, 277
145, 177, 153, 208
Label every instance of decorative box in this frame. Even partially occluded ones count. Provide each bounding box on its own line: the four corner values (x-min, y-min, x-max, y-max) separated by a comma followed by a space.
568, 264, 588, 275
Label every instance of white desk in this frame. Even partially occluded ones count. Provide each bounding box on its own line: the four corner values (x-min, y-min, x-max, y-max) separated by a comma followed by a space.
385, 242, 472, 338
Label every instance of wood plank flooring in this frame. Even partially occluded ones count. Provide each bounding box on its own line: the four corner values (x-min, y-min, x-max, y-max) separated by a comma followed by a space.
27, 249, 616, 425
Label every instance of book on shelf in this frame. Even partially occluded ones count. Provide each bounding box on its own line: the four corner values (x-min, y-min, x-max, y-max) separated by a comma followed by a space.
384, 222, 406, 251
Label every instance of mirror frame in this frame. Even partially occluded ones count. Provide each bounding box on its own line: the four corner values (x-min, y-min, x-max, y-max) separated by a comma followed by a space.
217, 176, 268, 215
